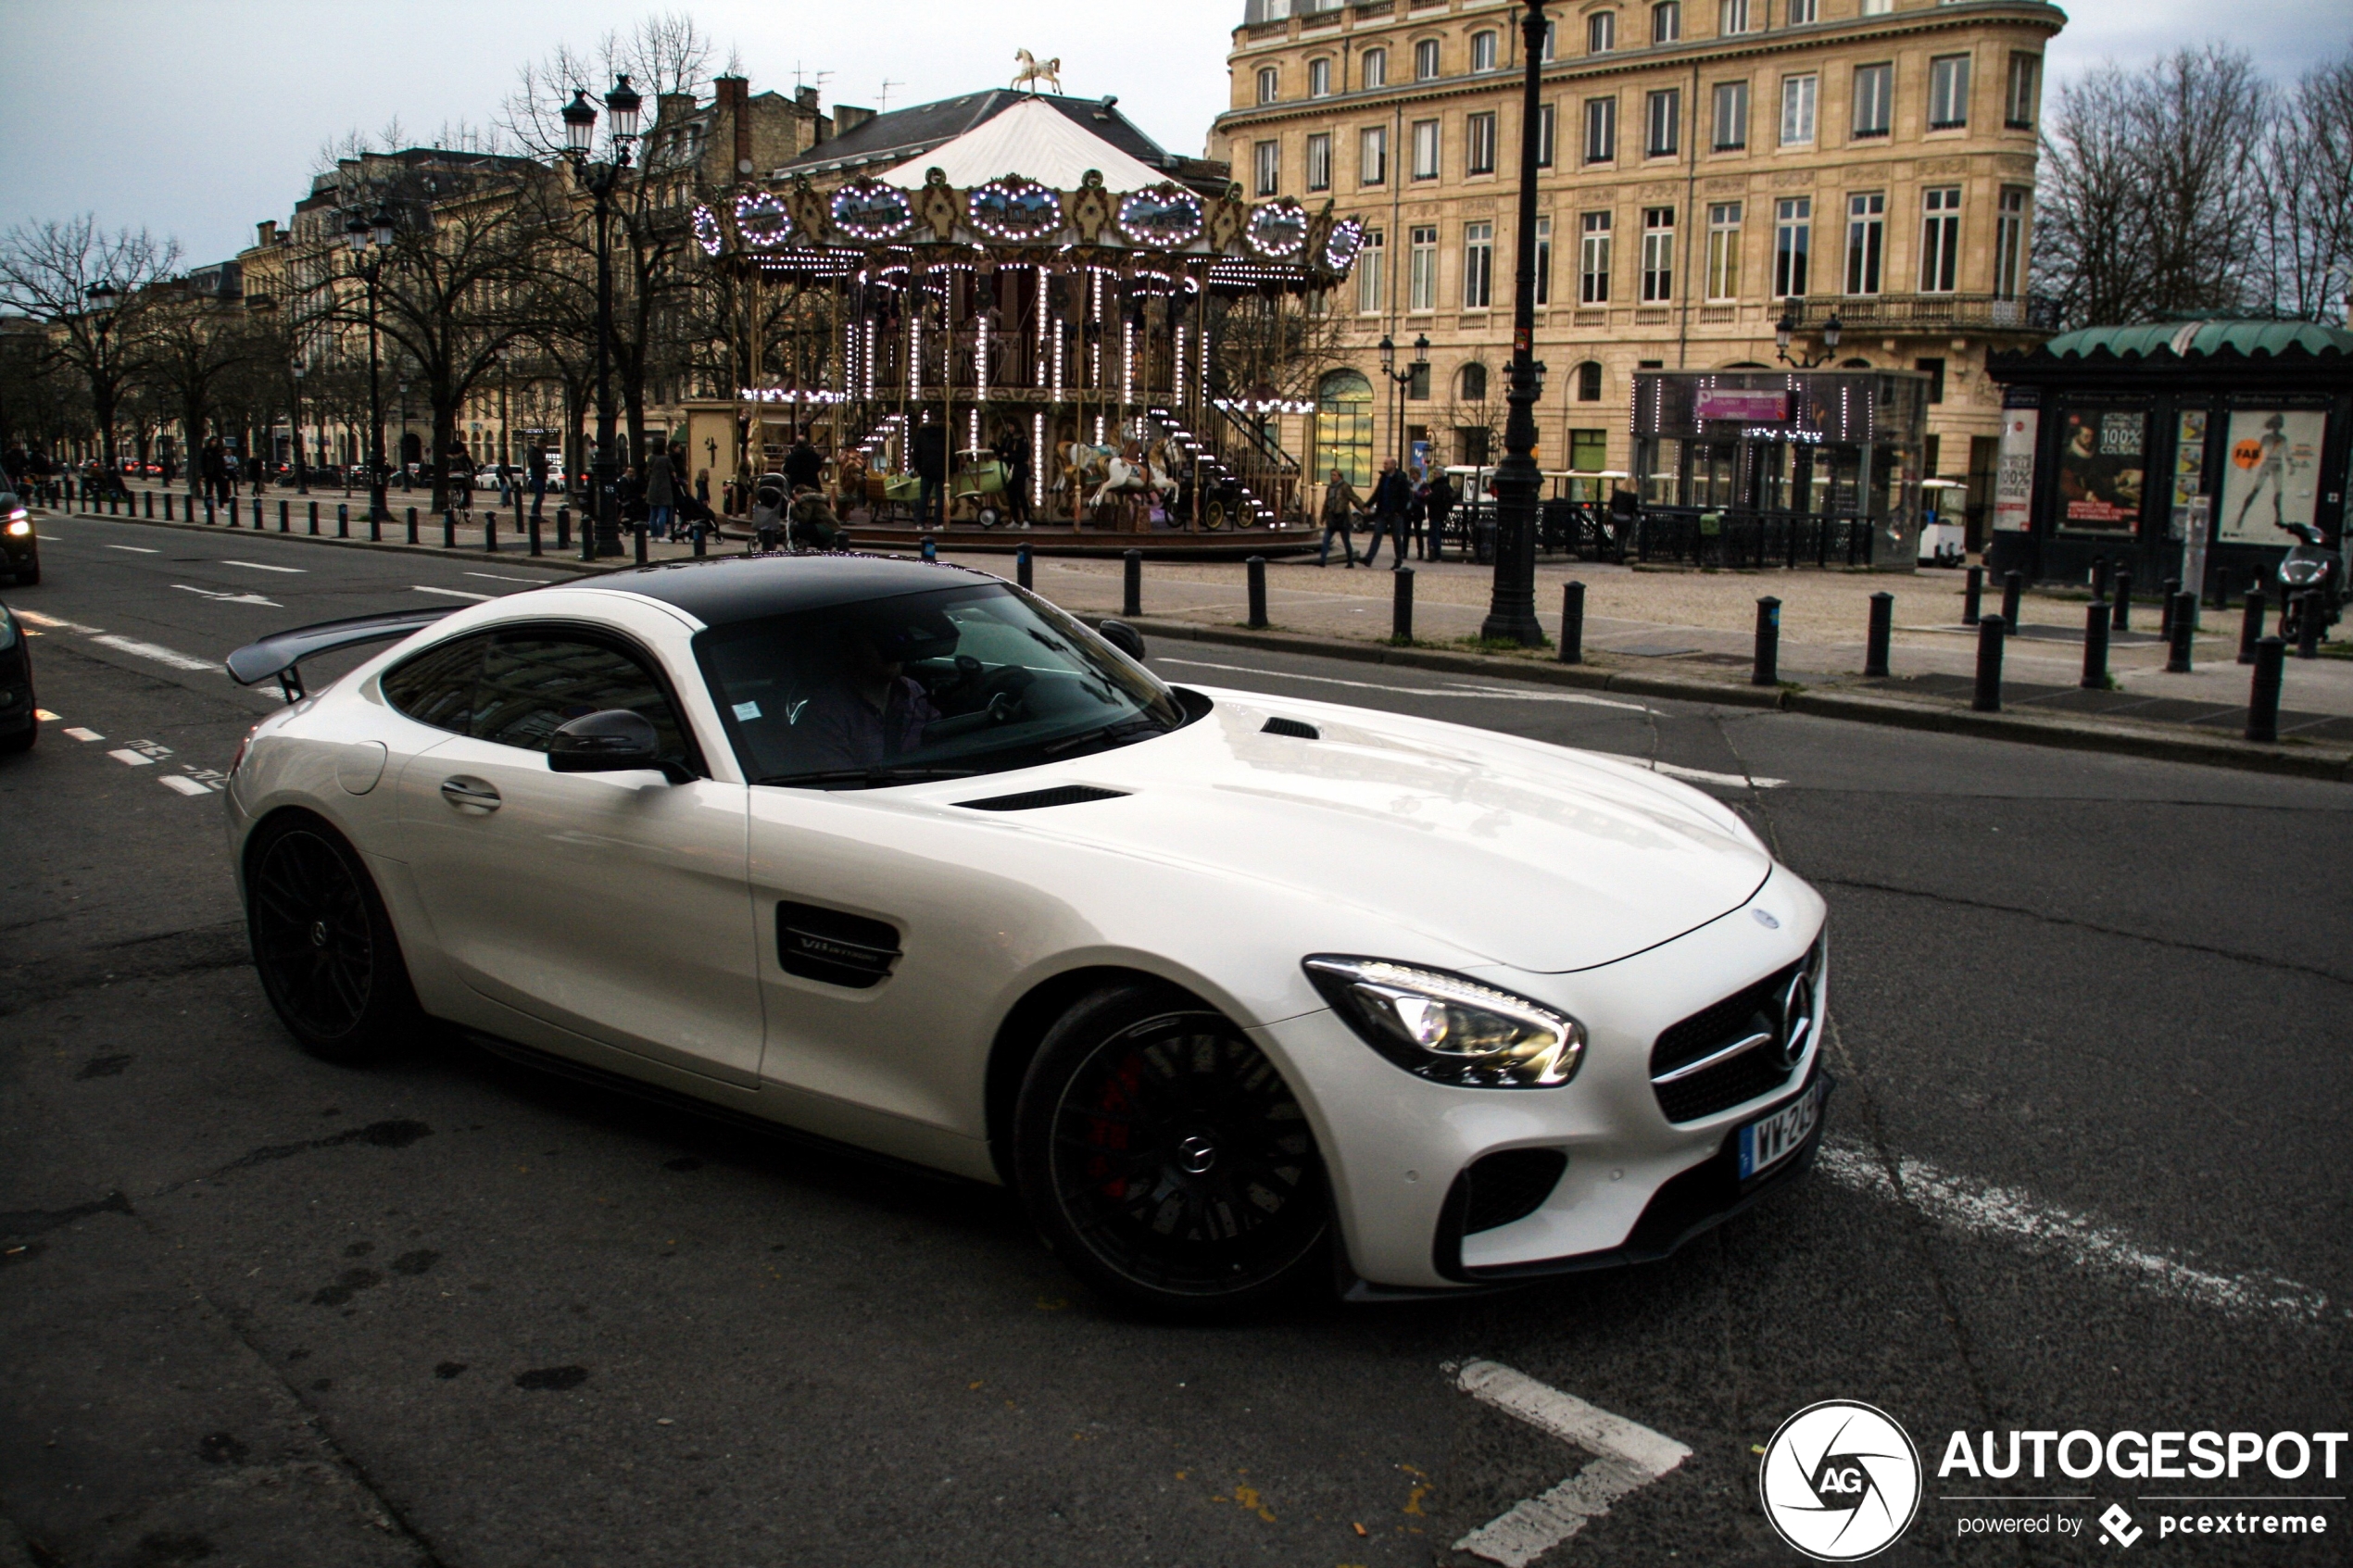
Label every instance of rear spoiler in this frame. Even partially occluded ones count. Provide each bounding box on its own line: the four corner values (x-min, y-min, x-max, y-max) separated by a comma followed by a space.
226, 608, 456, 703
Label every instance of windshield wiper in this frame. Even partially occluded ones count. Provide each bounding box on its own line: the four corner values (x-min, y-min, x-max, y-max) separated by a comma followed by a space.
1038, 716, 1167, 757
758, 765, 981, 790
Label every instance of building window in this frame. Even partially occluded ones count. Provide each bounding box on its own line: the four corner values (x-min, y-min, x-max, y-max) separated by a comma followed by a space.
1471, 30, 1498, 71
1919, 186, 1961, 292
1409, 225, 1439, 311
1306, 132, 1332, 191
1929, 55, 1970, 130
1315, 369, 1376, 489
1784, 0, 1816, 23
1361, 47, 1387, 89
1584, 96, 1617, 162
1416, 38, 1441, 80
1537, 103, 1557, 168
1253, 139, 1280, 196
1994, 187, 2027, 298
1844, 192, 1883, 295
1576, 362, 1604, 401
2006, 53, 2038, 128
1713, 80, 1749, 149
1641, 207, 1675, 302
1706, 201, 1743, 299
1780, 74, 1817, 145
1588, 11, 1615, 53
1852, 63, 1892, 138
1645, 89, 1680, 157
1914, 357, 1945, 405
1542, 19, 1557, 60
1536, 215, 1554, 305
1463, 221, 1495, 308
1859, 0, 1889, 12
1257, 67, 1279, 106
1356, 228, 1385, 313
1360, 124, 1388, 184
1308, 57, 1331, 97
1654, 2, 1681, 44
1460, 362, 1489, 401
1411, 119, 1441, 180
1579, 211, 1613, 303
1773, 195, 1810, 296
1466, 111, 1498, 176
1408, 363, 1430, 399
1719, 0, 1751, 35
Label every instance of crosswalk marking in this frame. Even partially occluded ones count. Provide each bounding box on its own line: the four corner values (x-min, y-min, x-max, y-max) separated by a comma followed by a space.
107, 748, 155, 767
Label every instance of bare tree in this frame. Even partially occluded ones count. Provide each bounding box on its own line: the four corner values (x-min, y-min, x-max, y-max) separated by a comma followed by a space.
2261, 57, 2353, 323
137, 289, 263, 495
0, 216, 182, 477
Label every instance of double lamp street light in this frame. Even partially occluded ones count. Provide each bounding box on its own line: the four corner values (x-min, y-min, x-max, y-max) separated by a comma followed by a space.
560, 73, 643, 562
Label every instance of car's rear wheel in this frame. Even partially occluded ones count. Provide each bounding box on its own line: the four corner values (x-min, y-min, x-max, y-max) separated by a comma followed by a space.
245, 814, 418, 1063
1014, 985, 1329, 1315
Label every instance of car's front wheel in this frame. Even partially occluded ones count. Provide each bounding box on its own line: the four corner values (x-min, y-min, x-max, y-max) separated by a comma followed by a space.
245, 813, 419, 1063
1013, 985, 1330, 1315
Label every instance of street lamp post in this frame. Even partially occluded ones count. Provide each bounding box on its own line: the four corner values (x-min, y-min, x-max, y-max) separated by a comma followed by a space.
84, 280, 122, 485
1479, 0, 1552, 646
1375, 332, 1429, 484
1774, 308, 1844, 370
291, 360, 309, 494
345, 202, 396, 521
560, 76, 643, 561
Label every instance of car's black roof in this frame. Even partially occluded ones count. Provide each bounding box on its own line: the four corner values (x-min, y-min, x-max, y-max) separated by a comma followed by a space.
598, 553, 1002, 627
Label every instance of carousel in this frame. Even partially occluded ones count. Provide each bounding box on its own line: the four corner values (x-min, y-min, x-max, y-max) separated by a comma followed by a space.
689, 95, 1363, 556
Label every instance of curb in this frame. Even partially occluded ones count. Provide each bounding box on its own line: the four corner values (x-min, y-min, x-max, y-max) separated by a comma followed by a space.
1123, 618, 2353, 784
39, 502, 629, 574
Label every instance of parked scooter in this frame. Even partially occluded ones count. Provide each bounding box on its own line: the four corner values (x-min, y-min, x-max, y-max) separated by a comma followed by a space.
2275, 523, 2344, 644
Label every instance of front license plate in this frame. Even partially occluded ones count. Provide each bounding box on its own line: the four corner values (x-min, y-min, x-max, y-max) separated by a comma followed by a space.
1739, 1080, 1821, 1179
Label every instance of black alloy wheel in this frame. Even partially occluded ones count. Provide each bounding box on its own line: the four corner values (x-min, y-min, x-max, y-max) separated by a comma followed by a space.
1015, 986, 1329, 1313
245, 816, 416, 1061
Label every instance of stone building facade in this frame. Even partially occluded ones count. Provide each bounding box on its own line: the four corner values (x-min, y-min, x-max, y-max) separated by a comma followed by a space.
1215, 0, 2062, 535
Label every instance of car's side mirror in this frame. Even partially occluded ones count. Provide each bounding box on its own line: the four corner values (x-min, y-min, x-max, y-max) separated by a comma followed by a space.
548, 709, 668, 775
1097, 619, 1147, 661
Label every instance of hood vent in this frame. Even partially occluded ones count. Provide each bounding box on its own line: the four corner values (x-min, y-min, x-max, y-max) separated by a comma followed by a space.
1261, 717, 1321, 740
956, 784, 1128, 811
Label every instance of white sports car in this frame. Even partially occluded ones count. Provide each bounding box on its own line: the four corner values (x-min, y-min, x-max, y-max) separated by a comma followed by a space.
223, 555, 1828, 1313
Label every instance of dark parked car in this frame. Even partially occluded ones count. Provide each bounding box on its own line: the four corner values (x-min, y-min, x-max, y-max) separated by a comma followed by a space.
2, 488, 35, 585
0, 600, 34, 753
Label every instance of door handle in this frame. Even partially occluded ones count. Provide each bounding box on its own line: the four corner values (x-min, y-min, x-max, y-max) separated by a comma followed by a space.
439, 776, 501, 811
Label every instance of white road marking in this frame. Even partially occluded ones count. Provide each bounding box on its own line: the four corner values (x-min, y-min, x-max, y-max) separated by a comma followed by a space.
171, 583, 281, 608
1646, 759, 1787, 790
62, 726, 103, 742
414, 585, 492, 601
1157, 658, 1651, 712
14, 609, 102, 634
1451, 1361, 1692, 1567
158, 774, 211, 797
465, 571, 548, 583
220, 559, 305, 573
106, 544, 160, 553
35, 709, 62, 721
1816, 1139, 2336, 1325
90, 634, 217, 672
107, 748, 155, 767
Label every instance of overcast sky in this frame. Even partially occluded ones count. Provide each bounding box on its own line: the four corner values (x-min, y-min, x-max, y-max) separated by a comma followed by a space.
1, 0, 2343, 269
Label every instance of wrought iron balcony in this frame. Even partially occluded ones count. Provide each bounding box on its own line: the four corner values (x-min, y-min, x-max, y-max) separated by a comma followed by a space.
1782, 293, 2062, 335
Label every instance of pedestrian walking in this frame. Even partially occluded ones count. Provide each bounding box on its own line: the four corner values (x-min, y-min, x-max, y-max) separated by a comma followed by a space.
1317, 467, 1360, 568
527, 445, 547, 518
1424, 469, 1456, 562
646, 447, 677, 541
1361, 458, 1413, 569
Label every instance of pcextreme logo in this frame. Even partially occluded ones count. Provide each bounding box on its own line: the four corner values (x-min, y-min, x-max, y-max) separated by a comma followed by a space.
1759, 1400, 1925, 1561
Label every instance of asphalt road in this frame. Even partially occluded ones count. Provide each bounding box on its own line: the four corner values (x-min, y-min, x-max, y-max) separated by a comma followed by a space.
4, 511, 2349, 1568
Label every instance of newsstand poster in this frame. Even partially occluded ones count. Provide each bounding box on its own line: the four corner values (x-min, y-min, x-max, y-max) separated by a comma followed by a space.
2056, 408, 2145, 533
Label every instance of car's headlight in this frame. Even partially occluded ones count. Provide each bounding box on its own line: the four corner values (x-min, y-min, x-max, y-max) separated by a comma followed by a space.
1303, 956, 1585, 1088
5, 517, 28, 536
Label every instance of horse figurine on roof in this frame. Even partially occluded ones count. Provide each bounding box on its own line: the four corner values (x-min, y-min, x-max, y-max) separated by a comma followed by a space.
1012, 50, 1062, 95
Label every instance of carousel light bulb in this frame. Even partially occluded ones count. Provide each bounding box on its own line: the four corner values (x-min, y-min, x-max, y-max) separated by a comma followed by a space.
1032, 411, 1045, 509
977, 315, 990, 402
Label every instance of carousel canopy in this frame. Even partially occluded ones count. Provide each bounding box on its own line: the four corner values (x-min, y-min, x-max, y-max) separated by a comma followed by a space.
880, 96, 1164, 192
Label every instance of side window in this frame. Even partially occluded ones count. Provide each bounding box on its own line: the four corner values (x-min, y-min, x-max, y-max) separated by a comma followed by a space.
472, 633, 694, 770
380, 634, 488, 734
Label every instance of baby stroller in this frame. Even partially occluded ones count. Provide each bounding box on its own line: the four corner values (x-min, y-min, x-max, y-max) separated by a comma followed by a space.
674, 489, 719, 549
749, 475, 788, 553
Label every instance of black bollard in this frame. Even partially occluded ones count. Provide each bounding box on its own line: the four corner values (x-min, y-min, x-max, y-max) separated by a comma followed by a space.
337, 504, 349, 539
1016, 543, 1033, 591
144, 490, 155, 518
1124, 548, 1142, 617
2246, 635, 2284, 742
1973, 614, 2006, 711
2091, 555, 2110, 602
204, 498, 215, 525
443, 511, 456, 548
1753, 596, 1781, 687
2166, 592, 2195, 673
556, 506, 571, 553
1560, 581, 1585, 665
2238, 589, 2266, 664
2001, 570, 2022, 629
1962, 564, 1983, 626
308, 501, 320, 535
253, 496, 264, 529
369, 508, 381, 543
1392, 567, 1415, 643
484, 513, 497, 554
2082, 600, 2110, 689
164, 493, 174, 521
407, 507, 419, 546
278, 499, 289, 533
1246, 556, 1267, 629
530, 515, 543, 557
2111, 571, 2132, 632
689, 523, 702, 558
1864, 591, 1893, 678
2296, 592, 2323, 659
633, 521, 647, 566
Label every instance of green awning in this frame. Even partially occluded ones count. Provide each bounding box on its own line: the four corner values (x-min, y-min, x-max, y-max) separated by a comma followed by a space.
2036, 320, 2353, 361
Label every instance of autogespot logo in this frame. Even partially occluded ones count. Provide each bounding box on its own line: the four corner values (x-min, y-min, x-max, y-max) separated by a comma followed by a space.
1760, 1400, 1925, 1561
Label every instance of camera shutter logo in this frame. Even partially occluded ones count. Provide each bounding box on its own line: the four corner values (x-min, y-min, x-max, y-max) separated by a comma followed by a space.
1758, 1400, 1922, 1561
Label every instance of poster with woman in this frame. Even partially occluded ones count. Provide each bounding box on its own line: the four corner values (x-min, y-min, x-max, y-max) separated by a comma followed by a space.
2216, 409, 2324, 545
2055, 408, 2145, 533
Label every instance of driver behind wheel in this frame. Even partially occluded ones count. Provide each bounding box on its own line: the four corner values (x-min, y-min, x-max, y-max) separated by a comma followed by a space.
797, 617, 944, 769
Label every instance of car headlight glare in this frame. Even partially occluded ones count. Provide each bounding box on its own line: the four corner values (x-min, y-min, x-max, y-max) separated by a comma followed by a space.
1303, 956, 1585, 1088
5, 517, 28, 536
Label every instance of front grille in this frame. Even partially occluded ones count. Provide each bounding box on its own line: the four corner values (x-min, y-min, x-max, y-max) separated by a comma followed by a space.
1458, 1148, 1567, 1235
1649, 943, 1821, 1123
1655, 1048, 1798, 1123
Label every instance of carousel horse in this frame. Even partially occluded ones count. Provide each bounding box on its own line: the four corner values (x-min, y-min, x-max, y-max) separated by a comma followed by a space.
1086, 441, 1180, 513
1012, 50, 1062, 94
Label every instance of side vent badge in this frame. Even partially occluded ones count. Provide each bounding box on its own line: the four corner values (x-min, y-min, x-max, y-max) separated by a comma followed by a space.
1261, 717, 1320, 740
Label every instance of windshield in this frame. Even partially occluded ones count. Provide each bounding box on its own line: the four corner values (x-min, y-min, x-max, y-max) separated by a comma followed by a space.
696, 582, 1187, 787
